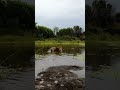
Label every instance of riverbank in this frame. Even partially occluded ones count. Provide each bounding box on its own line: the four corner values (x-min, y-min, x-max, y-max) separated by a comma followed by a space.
35, 40, 85, 47
99, 41, 120, 47
35, 40, 85, 90
35, 65, 85, 90
86, 40, 120, 47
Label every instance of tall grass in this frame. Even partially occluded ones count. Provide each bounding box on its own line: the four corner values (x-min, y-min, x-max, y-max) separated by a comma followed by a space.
35, 40, 85, 47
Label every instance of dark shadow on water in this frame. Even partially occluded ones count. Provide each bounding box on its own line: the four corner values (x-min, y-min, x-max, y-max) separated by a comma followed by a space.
0, 42, 35, 90
0, 43, 34, 68
86, 42, 120, 69
86, 42, 120, 90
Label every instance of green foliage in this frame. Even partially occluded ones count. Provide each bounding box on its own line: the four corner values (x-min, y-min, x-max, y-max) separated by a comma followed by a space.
86, 33, 120, 41
57, 26, 83, 38
35, 25, 85, 41
0, 0, 34, 30
86, 0, 114, 28
57, 28, 74, 36
86, 0, 120, 40
58, 36, 74, 41
73, 26, 82, 37
35, 26, 54, 39
35, 40, 85, 47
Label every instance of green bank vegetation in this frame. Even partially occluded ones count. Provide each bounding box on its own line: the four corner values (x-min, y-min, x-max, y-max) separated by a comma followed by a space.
35, 24, 85, 47
0, 0, 34, 79
86, 0, 120, 41
35, 25, 85, 41
35, 40, 85, 47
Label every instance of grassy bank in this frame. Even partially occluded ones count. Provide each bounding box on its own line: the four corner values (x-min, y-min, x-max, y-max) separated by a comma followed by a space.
35, 40, 85, 47
86, 40, 120, 47
99, 41, 120, 47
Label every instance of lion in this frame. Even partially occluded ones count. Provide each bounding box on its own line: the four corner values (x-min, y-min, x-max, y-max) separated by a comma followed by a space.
48, 47, 62, 53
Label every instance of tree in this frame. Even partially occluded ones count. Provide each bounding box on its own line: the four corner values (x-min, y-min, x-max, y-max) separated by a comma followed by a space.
73, 26, 82, 37
115, 12, 120, 23
91, 0, 114, 27
0, 0, 34, 29
53, 26, 59, 35
57, 28, 74, 37
85, 5, 92, 25
36, 26, 54, 39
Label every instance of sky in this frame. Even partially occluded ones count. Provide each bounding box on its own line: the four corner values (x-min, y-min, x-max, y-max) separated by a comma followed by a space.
35, 0, 85, 30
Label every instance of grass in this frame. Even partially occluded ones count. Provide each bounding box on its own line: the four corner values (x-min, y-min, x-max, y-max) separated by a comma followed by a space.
0, 32, 34, 41
99, 41, 120, 47
86, 33, 120, 41
86, 40, 120, 46
0, 34, 34, 48
35, 40, 85, 47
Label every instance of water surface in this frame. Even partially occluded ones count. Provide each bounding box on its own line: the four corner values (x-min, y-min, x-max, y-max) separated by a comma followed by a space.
0, 42, 34, 90
86, 42, 120, 90
35, 45, 85, 78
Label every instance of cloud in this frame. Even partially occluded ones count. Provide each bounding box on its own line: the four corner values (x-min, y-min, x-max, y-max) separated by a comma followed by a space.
35, 0, 85, 29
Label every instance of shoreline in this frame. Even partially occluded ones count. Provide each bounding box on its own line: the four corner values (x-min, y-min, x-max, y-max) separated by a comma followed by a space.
35, 40, 85, 47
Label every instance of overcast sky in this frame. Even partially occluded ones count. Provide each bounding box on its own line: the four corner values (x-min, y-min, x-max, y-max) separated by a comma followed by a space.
35, 0, 85, 30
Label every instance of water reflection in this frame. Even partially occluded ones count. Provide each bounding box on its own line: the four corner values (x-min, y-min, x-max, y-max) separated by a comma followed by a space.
86, 42, 120, 90
0, 43, 34, 68
0, 42, 34, 90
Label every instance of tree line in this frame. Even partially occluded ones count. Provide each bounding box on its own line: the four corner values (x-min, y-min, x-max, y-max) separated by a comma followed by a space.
86, 0, 120, 37
0, 0, 34, 35
35, 25, 85, 41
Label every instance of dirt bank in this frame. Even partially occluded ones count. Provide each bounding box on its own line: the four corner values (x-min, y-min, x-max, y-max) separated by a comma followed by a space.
35, 65, 85, 90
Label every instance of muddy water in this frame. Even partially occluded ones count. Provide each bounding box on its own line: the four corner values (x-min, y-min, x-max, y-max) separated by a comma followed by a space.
35, 45, 85, 78
35, 45, 85, 90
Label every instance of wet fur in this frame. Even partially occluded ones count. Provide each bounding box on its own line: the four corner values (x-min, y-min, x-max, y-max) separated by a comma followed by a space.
48, 47, 62, 52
